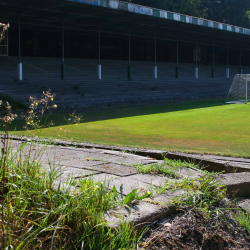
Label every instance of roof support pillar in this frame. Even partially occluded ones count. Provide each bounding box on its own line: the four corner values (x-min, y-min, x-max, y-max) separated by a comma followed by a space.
239, 47, 242, 74
195, 39, 198, 78
128, 30, 131, 81
226, 46, 229, 78
97, 25, 101, 80
17, 15, 22, 81
175, 37, 179, 78
154, 33, 157, 79
61, 21, 65, 80
212, 42, 215, 78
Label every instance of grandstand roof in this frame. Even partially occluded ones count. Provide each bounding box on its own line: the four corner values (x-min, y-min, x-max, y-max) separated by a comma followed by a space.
0, 0, 249, 49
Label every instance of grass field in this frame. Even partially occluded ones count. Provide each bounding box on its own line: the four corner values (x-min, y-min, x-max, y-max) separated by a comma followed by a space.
7, 99, 250, 158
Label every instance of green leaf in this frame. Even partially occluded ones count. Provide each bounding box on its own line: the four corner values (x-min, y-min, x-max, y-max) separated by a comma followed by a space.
120, 184, 123, 199
16, 242, 24, 250
112, 185, 118, 200
16, 141, 27, 154
124, 189, 137, 205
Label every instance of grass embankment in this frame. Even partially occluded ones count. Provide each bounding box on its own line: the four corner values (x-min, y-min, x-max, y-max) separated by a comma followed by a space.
8, 100, 250, 158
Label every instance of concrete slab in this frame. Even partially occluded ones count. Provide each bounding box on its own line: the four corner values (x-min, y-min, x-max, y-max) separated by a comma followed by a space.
60, 166, 97, 178
92, 163, 138, 176
91, 173, 119, 183
130, 174, 167, 186
238, 199, 250, 214
218, 172, 250, 197
110, 176, 153, 195
105, 189, 186, 229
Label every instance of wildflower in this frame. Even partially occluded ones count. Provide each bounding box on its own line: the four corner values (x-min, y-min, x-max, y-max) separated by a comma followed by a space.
51, 98, 54, 101
87, 158, 90, 161
140, 186, 144, 189
147, 191, 150, 195
60, 128, 62, 130
94, 186, 98, 192
136, 189, 139, 192
53, 104, 57, 108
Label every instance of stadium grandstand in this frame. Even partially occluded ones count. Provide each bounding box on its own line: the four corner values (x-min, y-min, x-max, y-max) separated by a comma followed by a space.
0, 0, 250, 108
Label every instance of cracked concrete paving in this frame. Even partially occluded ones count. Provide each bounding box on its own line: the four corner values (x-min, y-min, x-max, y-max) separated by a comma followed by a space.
8, 140, 202, 196
5, 138, 250, 227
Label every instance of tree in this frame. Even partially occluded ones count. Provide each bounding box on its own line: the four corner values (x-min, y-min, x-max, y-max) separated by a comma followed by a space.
124, 0, 250, 28
0, 23, 9, 43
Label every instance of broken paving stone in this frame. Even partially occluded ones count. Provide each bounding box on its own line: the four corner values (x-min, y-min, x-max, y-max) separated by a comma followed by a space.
57, 159, 103, 169
92, 163, 138, 176
60, 167, 97, 178
130, 174, 167, 186
238, 199, 250, 214
105, 190, 185, 229
218, 172, 250, 197
110, 176, 153, 195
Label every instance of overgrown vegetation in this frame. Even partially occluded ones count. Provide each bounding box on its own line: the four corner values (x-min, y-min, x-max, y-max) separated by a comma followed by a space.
136, 158, 199, 178
0, 90, 146, 249
0, 149, 145, 249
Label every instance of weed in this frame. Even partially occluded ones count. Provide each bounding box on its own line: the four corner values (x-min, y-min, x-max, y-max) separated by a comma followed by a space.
170, 172, 227, 209
234, 210, 250, 236
136, 158, 199, 178
137, 162, 181, 178
0, 90, 144, 249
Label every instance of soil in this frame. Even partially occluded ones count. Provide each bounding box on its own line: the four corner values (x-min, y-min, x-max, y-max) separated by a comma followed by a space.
139, 208, 250, 250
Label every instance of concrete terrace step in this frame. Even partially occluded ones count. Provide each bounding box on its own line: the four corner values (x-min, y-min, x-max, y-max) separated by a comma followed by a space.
0, 56, 238, 107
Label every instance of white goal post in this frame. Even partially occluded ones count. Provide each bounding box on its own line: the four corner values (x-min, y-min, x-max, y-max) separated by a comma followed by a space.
224, 74, 250, 104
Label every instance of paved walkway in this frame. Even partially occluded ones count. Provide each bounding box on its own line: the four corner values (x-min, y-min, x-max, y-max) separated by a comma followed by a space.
10, 140, 201, 195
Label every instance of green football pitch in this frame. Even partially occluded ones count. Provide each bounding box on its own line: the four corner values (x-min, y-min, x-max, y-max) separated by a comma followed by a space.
9, 100, 250, 158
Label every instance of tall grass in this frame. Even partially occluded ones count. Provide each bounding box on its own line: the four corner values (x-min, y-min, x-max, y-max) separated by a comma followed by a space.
0, 91, 144, 249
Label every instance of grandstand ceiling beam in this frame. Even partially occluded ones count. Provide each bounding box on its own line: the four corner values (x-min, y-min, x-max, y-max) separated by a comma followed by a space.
6, 15, 249, 51
10, 20, 250, 52
1, 13, 249, 49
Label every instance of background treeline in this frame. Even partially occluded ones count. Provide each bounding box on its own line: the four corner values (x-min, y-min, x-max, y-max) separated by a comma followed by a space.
124, 0, 250, 28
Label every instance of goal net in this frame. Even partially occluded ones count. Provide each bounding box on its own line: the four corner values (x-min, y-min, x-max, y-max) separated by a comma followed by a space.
224, 74, 250, 104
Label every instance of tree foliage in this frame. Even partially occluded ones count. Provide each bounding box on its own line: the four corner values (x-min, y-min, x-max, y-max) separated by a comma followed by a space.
125, 0, 250, 28
0, 23, 9, 43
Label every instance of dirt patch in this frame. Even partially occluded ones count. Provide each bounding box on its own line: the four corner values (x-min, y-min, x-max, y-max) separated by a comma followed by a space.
139, 208, 250, 250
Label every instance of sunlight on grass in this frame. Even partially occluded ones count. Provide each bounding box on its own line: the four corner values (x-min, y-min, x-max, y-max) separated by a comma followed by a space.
9, 100, 250, 157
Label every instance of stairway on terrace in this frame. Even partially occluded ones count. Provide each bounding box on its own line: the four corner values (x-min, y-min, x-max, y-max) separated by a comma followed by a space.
0, 56, 244, 108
